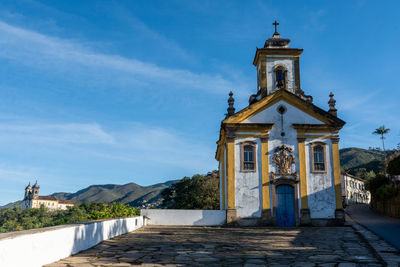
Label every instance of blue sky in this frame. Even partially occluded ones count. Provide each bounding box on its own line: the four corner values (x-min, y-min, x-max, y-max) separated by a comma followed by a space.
0, 0, 399, 205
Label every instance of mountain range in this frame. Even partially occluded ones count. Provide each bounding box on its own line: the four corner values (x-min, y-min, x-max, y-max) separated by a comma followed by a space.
1, 180, 178, 209
52, 180, 178, 207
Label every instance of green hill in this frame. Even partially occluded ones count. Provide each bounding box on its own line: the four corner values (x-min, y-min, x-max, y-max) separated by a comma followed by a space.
340, 147, 384, 171
0, 201, 21, 209
339, 147, 396, 176
51, 180, 178, 207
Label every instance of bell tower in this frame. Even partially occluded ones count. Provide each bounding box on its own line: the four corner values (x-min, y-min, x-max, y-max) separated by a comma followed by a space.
24, 182, 32, 200
32, 181, 40, 199
251, 21, 310, 104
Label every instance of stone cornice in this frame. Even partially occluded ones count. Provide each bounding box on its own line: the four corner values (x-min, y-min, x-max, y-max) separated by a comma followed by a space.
253, 48, 304, 66
223, 123, 274, 133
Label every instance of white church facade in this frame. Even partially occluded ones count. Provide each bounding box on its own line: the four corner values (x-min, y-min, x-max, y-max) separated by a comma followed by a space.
216, 23, 346, 226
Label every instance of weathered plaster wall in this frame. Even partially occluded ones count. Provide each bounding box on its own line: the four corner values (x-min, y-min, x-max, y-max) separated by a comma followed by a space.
0, 217, 144, 267
266, 58, 295, 94
243, 100, 325, 215
234, 137, 262, 218
305, 139, 336, 218
141, 209, 226, 226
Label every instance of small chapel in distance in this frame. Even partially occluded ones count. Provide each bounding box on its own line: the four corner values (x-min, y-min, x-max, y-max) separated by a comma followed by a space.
215, 22, 346, 226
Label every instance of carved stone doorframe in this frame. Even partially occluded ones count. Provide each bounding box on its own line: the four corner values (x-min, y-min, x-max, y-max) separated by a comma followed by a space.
270, 177, 300, 226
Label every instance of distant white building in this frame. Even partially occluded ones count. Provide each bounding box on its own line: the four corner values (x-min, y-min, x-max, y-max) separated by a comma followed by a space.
22, 181, 75, 210
341, 173, 370, 206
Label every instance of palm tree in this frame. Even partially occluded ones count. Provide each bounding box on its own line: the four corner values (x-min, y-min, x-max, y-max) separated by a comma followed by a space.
373, 126, 390, 175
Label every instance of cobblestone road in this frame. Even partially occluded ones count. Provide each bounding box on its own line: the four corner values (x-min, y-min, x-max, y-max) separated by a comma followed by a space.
46, 226, 382, 266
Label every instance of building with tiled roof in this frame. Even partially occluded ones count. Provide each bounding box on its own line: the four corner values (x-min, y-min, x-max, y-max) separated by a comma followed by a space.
22, 181, 75, 210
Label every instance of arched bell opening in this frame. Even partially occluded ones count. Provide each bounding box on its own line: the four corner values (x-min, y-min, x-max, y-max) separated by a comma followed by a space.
273, 65, 288, 91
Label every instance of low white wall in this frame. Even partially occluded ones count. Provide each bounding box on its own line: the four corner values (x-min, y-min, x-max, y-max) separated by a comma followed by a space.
141, 209, 226, 226
0, 216, 144, 267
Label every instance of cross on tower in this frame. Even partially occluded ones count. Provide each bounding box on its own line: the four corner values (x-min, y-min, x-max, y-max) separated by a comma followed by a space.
273, 20, 279, 34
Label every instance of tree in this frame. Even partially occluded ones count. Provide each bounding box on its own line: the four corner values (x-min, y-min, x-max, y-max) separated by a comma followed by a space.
387, 154, 400, 176
354, 168, 367, 178
373, 126, 390, 175
161, 171, 219, 209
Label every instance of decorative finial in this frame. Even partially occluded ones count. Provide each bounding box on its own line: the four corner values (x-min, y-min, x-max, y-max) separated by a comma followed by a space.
226, 91, 235, 118
328, 92, 337, 116
264, 20, 290, 48
273, 20, 279, 35
25, 182, 32, 190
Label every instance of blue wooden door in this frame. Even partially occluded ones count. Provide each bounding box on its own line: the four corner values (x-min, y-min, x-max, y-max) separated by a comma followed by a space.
276, 185, 295, 227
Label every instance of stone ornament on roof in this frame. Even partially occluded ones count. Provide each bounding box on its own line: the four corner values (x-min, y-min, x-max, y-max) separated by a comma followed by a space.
328, 92, 338, 116
226, 91, 235, 118
295, 88, 313, 103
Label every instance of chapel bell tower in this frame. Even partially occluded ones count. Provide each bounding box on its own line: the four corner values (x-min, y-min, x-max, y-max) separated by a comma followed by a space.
251, 21, 311, 104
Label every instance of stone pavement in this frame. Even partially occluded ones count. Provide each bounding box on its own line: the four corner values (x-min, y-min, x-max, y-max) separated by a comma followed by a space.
346, 213, 400, 266
46, 226, 383, 266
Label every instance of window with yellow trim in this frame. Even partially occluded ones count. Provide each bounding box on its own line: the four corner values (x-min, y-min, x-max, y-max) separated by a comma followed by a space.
311, 142, 327, 172
241, 142, 256, 172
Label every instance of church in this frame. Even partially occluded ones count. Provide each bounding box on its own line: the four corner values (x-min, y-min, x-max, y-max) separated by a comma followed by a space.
22, 181, 75, 210
216, 22, 346, 226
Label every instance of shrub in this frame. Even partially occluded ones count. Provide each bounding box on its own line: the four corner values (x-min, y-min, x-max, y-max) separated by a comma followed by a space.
365, 174, 387, 194
375, 184, 397, 200
0, 202, 139, 233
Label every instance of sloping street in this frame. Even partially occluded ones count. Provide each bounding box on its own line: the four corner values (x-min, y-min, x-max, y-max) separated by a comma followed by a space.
46, 226, 382, 266
346, 204, 400, 250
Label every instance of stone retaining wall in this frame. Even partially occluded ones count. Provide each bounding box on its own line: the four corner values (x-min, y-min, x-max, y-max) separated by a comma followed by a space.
0, 216, 144, 267
141, 209, 226, 225
371, 194, 400, 218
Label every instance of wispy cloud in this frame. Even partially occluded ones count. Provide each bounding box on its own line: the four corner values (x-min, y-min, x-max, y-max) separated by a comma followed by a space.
113, 6, 195, 64
0, 122, 115, 144
0, 119, 215, 170
0, 166, 34, 184
0, 20, 249, 95
336, 90, 378, 112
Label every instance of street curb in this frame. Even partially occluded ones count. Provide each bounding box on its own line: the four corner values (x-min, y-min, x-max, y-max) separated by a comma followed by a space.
346, 213, 400, 266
